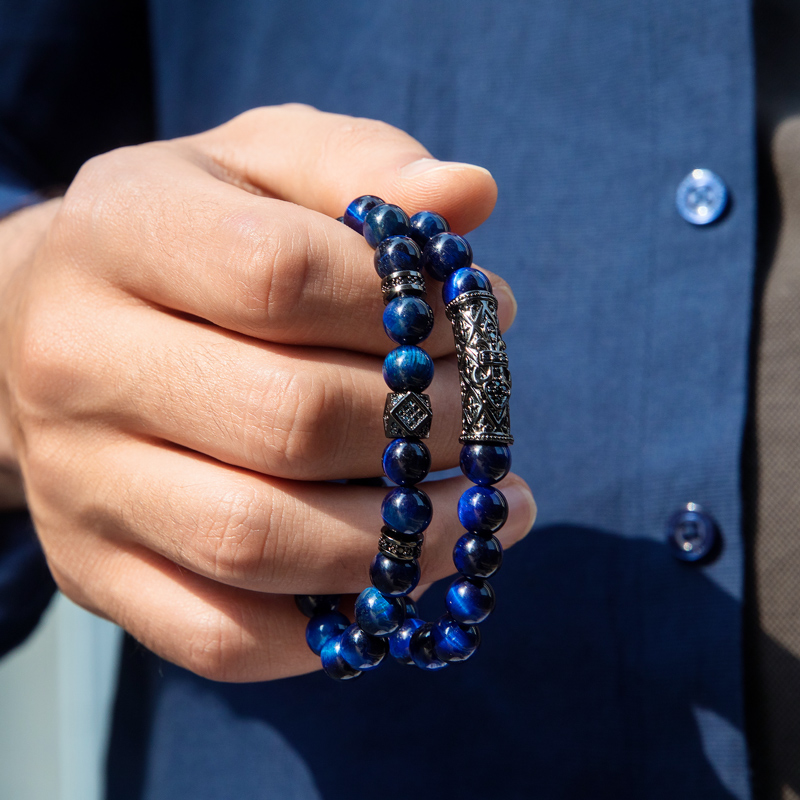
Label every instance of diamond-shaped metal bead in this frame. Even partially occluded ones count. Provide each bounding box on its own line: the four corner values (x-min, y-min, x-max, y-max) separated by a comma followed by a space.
383, 392, 432, 439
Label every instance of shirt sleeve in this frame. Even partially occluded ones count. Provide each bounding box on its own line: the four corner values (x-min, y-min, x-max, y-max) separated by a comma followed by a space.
0, 511, 56, 659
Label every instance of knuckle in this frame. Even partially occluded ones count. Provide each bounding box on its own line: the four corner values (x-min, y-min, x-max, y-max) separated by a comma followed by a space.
183, 610, 247, 682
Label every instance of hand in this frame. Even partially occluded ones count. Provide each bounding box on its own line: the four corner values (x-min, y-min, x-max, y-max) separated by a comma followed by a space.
0, 105, 537, 680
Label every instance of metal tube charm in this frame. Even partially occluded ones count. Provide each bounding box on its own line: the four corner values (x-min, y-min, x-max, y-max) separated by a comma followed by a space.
445, 290, 513, 444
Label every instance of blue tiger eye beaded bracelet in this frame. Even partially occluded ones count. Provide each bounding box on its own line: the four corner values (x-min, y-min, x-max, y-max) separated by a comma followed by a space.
295, 197, 513, 680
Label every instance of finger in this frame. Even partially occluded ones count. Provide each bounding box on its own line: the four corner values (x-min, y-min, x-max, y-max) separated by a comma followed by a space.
47, 535, 320, 682
30, 431, 536, 596
191, 104, 498, 233
62, 150, 514, 357
39, 296, 462, 478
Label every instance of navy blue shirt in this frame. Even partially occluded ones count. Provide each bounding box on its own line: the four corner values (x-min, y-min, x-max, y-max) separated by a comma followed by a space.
0, 1, 759, 797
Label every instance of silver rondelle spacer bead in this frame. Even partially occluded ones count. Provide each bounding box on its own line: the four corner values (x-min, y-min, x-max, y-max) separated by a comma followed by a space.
381, 270, 427, 305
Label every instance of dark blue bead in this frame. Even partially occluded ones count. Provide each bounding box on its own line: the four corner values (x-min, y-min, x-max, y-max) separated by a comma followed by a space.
401, 596, 419, 619
294, 594, 340, 618
363, 204, 411, 248
382, 345, 434, 392
423, 232, 473, 281
354, 587, 404, 636
409, 211, 450, 249
433, 614, 481, 662
382, 296, 434, 345
459, 444, 512, 486
370, 553, 420, 596
458, 485, 508, 534
343, 195, 384, 234
336, 216, 344, 224
446, 577, 496, 624
381, 486, 433, 535
442, 267, 492, 305
388, 617, 424, 665
339, 623, 388, 670
320, 635, 363, 681
305, 610, 349, 655
409, 622, 449, 670
382, 438, 431, 486
453, 533, 503, 578
374, 236, 422, 278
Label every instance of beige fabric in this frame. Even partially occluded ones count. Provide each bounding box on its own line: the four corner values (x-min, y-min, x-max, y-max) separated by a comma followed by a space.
750, 116, 800, 800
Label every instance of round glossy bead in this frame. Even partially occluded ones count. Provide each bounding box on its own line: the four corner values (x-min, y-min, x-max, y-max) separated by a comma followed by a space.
453, 533, 503, 578
343, 195, 384, 234
369, 553, 420, 596
339, 623, 388, 670
363, 204, 411, 248
354, 587, 405, 637
423, 232, 473, 281
446, 577, 496, 624
294, 594, 340, 618
383, 296, 434, 345
458, 485, 508, 534
305, 610, 349, 655
442, 267, 492, 305
382, 345, 434, 392
409, 210, 450, 249
401, 596, 419, 619
320, 635, 363, 681
374, 236, 422, 278
433, 614, 481, 663
459, 444, 511, 486
381, 486, 433, 535
382, 438, 431, 486
388, 617, 424, 665
409, 622, 448, 670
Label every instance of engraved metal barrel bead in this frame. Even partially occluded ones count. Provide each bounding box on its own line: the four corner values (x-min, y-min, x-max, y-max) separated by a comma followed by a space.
378, 526, 424, 561
383, 391, 433, 439
445, 290, 513, 444
381, 270, 427, 304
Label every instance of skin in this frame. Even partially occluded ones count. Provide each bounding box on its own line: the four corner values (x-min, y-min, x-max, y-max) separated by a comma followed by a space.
0, 104, 536, 682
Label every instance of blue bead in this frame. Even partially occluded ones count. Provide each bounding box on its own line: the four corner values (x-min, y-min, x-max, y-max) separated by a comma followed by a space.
381, 486, 433, 535
374, 236, 422, 278
401, 596, 419, 619
382, 438, 431, 486
459, 444, 511, 486
294, 594, 340, 618
409, 211, 450, 249
442, 267, 492, 305
446, 577, 496, 624
383, 296, 434, 345
320, 635, 362, 681
370, 553, 420, 596
388, 617, 424, 665
305, 610, 349, 655
339, 623, 388, 670
363, 204, 411, 248
453, 533, 503, 578
354, 587, 405, 636
432, 614, 481, 662
382, 345, 434, 392
343, 195, 384, 234
423, 232, 473, 281
409, 622, 449, 670
458, 485, 508, 534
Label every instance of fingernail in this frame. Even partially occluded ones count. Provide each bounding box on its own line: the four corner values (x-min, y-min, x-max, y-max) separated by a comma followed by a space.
400, 158, 493, 180
497, 482, 537, 545
494, 283, 518, 332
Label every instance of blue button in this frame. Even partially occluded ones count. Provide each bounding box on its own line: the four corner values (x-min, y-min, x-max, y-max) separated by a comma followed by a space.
667, 503, 719, 562
675, 169, 728, 225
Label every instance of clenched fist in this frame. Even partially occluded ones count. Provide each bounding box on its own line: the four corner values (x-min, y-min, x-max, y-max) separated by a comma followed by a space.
0, 105, 536, 681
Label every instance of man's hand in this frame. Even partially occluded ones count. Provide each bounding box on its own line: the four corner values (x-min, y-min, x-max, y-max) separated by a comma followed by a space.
0, 105, 536, 681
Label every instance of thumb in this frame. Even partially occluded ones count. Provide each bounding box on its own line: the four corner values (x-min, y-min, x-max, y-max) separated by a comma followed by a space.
190, 103, 497, 234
